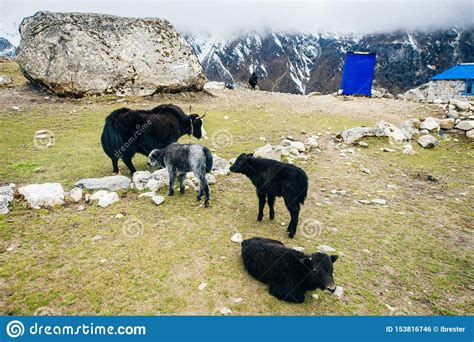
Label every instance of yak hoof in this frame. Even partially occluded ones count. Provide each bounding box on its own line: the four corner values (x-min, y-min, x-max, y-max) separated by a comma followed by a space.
288, 232, 295, 238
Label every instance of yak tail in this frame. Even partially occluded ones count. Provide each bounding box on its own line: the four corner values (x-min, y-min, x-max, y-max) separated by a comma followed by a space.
203, 147, 213, 173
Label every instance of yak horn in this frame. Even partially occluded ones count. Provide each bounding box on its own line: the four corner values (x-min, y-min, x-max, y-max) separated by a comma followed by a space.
199, 112, 207, 119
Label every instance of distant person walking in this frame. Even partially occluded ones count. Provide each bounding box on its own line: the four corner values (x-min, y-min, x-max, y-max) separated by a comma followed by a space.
249, 72, 259, 90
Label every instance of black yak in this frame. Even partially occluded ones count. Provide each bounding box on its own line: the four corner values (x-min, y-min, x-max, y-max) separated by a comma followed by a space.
242, 237, 338, 303
148, 143, 213, 207
249, 72, 259, 90
101, 104, 206, 174
230, 153, 308, 238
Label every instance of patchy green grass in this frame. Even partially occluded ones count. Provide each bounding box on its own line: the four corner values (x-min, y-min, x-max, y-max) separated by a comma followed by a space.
0, 62, 473, 315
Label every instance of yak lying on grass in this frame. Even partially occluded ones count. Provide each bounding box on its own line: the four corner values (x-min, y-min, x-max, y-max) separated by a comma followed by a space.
101, 104, 206, 174
148, 143, 213, 207
242, 237, 338, 303
230, 153, 308, 238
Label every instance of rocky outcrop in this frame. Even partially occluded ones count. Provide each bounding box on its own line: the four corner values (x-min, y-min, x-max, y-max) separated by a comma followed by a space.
16, 12, 205, 97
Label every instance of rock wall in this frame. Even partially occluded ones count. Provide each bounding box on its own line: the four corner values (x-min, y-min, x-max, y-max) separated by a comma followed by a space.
16, 12, 206, 97
426, 80, 467, 102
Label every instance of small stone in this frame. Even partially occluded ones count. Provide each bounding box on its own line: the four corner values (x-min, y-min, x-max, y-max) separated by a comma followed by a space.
198, 283, 207, 291
292, 246, 305, 252
224, 115, 229, 120
357, 141, 368, 147
138, 192, 155, 198
317, 244, 336, 252
455, 120, 474, 131
233, 297, 243, 304
418, 135, 439, 149
371, 198, 387, 205
312, 293, 319, 300
11, 106, 20, 111
333, 286, 344, 298
362, 168, 371, 174
77, 205, 85, 211
382, 148, 397, 153
357, 200, 371, 205
420, 117, 440, 131
231, 233, 243, 243
152, 195, 165, 206
466, 130, 474, 140
219, 307, 232, 315
98, 192, 119, 208
362, 248, 371, 254
259, 137, 266, 141
68, 187, 83, 202
115, 213, 124, 219
92, 235, 103, 242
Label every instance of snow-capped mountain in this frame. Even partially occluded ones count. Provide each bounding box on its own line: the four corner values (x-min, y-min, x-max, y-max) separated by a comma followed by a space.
0, 38, 16, 58
186, 27, 473, 94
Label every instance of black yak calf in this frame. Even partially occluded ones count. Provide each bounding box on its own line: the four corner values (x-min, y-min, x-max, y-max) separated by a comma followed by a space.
148, 143, 213, 207
230, 153, 308, 238
242, 237, 338, 303
101, 104, 206, 174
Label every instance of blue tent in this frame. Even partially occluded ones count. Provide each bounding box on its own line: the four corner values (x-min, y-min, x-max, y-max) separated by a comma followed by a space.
341, 52, 376, 96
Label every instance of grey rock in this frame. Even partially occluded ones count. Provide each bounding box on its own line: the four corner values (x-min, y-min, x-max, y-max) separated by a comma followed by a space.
212, 154, 231, 175
17, 11, 205, 97
67, 187, 83, 202
0, 75, 13, 85
466, 130, 474, 140
152, 195, 165, 206
449, 99, 471, 112
76, 175, 131, 191
338, 126, 388, 144
317, 244, 336, 253
420, 117, 440, 132
399, 118, 421, 139
455, 120, 474, 131
231, 233, 243, 243
418, 135, 439, 148
18, 183, 64, 209
254, 143, 282, 161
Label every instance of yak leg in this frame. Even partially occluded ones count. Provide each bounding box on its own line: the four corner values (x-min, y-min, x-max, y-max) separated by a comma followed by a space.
112, 158, 119, 174
167, 168, 176, 196
284, 197, 300, 238
257, 193, 266, 222
267, 195, 276, 220
178, 173, 186, 194
121, 151, 137, 175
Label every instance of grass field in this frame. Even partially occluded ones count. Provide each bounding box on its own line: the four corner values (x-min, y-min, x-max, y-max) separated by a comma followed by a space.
0, 60, 473, 315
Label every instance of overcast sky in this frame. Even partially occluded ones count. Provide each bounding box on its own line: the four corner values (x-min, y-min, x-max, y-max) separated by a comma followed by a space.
1, 0, 472, 44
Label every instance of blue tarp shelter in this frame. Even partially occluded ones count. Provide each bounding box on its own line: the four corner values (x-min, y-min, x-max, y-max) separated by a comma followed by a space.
341, 52, 376, 96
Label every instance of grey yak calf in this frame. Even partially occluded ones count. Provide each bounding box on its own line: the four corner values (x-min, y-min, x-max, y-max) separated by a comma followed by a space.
230, 153, 308, 238
242, 237, 338, 303
148, 143, 213, 207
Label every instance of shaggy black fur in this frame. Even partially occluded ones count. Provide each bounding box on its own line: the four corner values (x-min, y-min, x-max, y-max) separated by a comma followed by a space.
230, 153, 308, 238
101, 104, 205, 174
242, 237, 338, 303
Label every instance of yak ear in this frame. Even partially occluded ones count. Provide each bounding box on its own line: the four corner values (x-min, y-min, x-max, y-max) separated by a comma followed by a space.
330, 255, 339, 263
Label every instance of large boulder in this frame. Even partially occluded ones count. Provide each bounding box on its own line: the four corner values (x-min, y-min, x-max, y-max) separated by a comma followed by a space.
76, 175, 131, 191
16, 12, 206, 97
18, 183, 64, 209
338, 125, 387, 144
